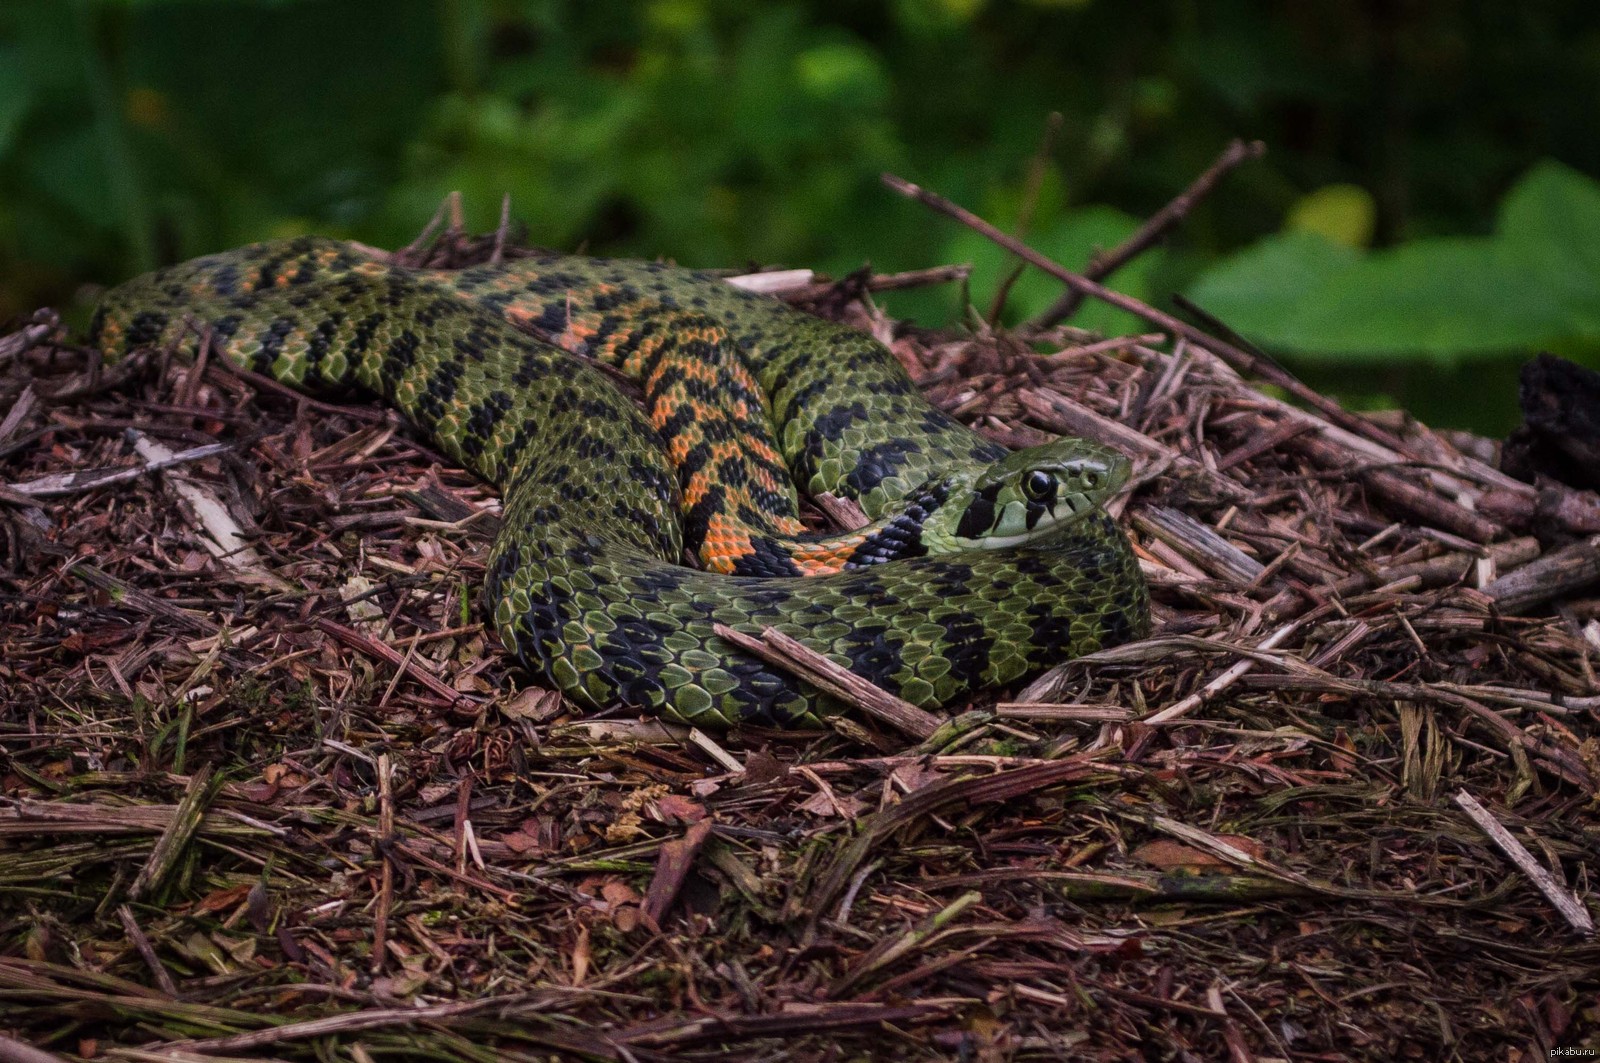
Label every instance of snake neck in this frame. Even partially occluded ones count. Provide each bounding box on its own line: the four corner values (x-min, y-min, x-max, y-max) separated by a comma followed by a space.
708, 477, 958, 577
700, 434, 1131, 577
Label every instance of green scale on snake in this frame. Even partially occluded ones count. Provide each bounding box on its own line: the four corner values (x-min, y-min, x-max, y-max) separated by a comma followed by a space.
92, 236, 1149, 728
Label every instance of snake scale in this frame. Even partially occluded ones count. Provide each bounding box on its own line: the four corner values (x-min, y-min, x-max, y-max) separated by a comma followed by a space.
92, 237, 1149, 728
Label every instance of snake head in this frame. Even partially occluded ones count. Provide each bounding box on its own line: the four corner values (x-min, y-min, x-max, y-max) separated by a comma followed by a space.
922, 438, 1130, 552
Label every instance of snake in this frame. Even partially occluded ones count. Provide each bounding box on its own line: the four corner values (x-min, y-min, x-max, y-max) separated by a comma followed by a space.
91, 236, 1149, 728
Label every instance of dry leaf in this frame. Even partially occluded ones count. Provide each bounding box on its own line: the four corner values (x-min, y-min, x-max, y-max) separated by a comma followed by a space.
604, 811, 645, 843
191, 883, 253, 915
1135, 833, 1266, 871
601, 879, 641, 907
501, 686, 564, 721
501, 830, 542, 854
743, 750, 788, 784
1330, 727, 1357, 772
653, 794, 706, 823
798, 789, 867, 819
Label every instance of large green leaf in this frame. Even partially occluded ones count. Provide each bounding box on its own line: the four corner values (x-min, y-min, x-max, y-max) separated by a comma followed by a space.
1183, 230, 1359, 338
1279, 237, 1569, 359
1185, 160, 1600, 363
1496, 160, 1600, 337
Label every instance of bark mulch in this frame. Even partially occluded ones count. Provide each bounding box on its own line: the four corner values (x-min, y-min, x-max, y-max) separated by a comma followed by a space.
1, 190, 1598, 1061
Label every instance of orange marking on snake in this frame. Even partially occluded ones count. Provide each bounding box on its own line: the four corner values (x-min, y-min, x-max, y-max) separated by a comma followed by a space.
700, 513, 756, 574
787, 534, 869, 576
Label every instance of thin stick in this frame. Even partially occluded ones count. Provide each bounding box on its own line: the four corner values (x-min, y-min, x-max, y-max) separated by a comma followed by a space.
489, 192, 512, 265
1143, 617, 1309, 724
5, 438, 233, 499
774, 264, 972, 302
1032, 139, 1265, 328
371, 753, 395, 974
117, 904, 180, 998
160, 998, 516, 1053
882, 171, 1407, 457
1453, 790, 1594, 934
128, 765, 215, 902
1041, 333, 1165, 362
987, 111, 1064, 323
0, 312, 59, 365
1481, 535, 1600, 613
713, 624, 942, 739
0, 1034, 65, 1063
313, 618, 477, 706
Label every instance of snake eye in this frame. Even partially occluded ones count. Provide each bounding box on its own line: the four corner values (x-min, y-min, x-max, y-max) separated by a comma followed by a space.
1023, 469, 1053, 501
1082, 469, 1101, 490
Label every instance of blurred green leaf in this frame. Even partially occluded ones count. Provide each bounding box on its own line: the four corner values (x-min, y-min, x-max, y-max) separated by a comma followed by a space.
0, 49, 34, 158
1496, 160, 1600, 337
1188, 161, 1600, 362
1275, 237, 1568, 359
795, 41, 886, 105
1286, 183, 1375, 248
1185, 230, 1359, 335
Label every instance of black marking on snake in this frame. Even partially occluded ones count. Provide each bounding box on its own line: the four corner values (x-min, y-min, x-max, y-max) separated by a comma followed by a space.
1024, 601, 1079, 655
209, 263, 242, 297
304, 314, 343, 370
809, 399, 871, 436
845, 439, 921, 497
843, 479, 948, 567
956, 483, 1002, 541
778, 378, 832, 422
682, 485, 725, 557
257, 316, 299, 363
748, 483, 795, 517
1006, 548, 1059, 581
383, 328, 422, 376
511, 352, 546, 387
938, 612, 993, 688
379, 280, 412, 308
864, 377, 916, 397
678, 374, 722, 404
838, 625, 907, 689
126, 311, 169, 347
461, 391, 513, 459
210, 314, 243, 343
927, 560, 977, 599
415, 296, 455, 328
654, 404, 698, 447
575, 433, 613, 462
732, 536, 804, 578
577, 396, 614, 419
1101, 599, 1140, 648
633, 323, 685, 383
532, 303, 568, 334
413, 358, 463, 426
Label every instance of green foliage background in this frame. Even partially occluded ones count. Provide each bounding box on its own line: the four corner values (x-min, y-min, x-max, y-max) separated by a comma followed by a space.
3, 0, 1599, 433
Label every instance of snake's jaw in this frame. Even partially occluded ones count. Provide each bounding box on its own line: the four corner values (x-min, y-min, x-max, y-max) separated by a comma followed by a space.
920, 437, 1131, 553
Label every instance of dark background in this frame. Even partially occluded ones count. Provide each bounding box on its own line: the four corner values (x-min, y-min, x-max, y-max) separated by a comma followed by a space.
4, 0, 1598, 433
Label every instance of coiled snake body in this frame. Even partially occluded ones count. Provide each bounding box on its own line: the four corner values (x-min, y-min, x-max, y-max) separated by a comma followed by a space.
93, 237, 1148, 727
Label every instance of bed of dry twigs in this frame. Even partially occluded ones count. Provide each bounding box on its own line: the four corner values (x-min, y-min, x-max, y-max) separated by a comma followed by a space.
1, 173, 1598, 1062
